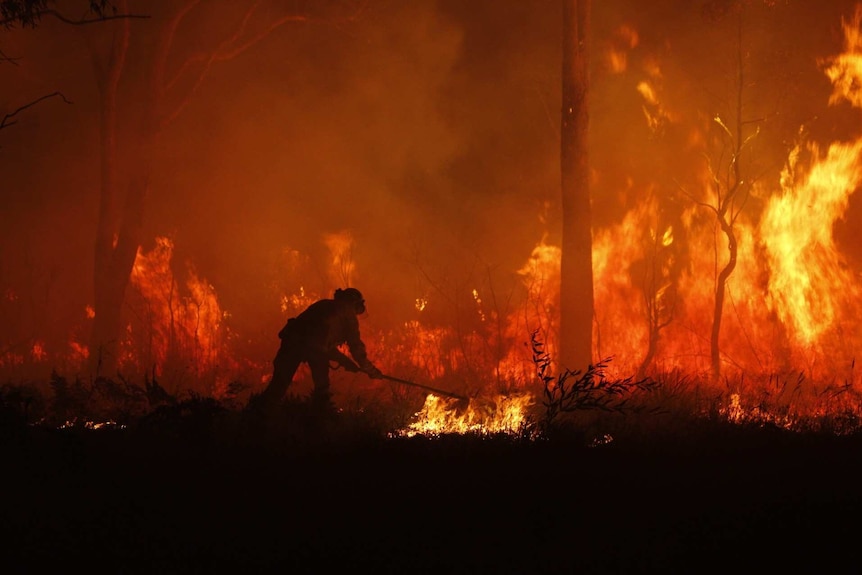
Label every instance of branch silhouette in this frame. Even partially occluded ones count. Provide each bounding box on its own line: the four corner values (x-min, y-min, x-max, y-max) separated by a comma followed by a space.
1, 91, 72, 130
1, 9, 148, 28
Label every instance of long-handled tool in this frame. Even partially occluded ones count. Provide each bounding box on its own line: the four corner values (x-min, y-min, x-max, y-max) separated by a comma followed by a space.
332, 361, 469, 402
380, 374, 468, 401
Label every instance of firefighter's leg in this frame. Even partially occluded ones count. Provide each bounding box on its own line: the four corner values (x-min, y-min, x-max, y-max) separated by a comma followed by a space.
257, 347, 302, 406
308, 357, 333, 407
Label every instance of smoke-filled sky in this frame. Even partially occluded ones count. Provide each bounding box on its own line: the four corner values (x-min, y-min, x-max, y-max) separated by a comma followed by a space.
3, 0, 862, 373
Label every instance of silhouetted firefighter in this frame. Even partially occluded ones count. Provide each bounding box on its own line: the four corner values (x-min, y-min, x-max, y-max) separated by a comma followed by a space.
256, 287, 383, 410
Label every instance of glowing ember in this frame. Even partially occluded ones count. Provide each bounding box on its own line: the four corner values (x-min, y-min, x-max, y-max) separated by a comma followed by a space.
59, 419, 125, 430
31, 342, 46, 362
718, 392, 796, 430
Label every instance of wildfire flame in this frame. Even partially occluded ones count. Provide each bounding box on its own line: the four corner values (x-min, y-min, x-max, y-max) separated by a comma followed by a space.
396, 393, 535, 437
9, 6, 862, 432
824, 5, 862, 108
580, 8, 862, 388
125, 236, 237, 396
324, 230, 355, 286
762, 139, 862, 351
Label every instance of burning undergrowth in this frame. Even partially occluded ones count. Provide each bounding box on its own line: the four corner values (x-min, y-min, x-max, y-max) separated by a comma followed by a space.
7, 4, 862, 448
6, 335, 862, 446
392, 392, 537, 439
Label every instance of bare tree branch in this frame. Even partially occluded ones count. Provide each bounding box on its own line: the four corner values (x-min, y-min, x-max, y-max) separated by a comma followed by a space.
0, 9, 148, 27
164, 0, 260, 93
674, 177, 717, 216
159, 3, 308, 129
1, 90, 71, 130
214, 13, 308, 61
156, 0, 202, 91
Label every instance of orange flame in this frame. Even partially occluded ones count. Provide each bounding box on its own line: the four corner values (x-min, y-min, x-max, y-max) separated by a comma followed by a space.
824, 5, 862, 107
397, 393, 534, 437
125, 236, 237, 395
761, 140, 862, 352
324, 230, 355, 287
9, 8, 862, 430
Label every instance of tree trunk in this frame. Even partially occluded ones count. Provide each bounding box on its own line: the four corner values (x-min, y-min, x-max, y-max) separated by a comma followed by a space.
85, 2, 320, 377
88, 13, 131, 377
709, 11, 744, 384
710, 216, 737, 382
559, 0, 593, 372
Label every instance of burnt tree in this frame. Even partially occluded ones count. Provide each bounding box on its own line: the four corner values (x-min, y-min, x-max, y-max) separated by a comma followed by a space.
559, 0, 593, 373
635, 220, 678, 380
687, 6, 759, 383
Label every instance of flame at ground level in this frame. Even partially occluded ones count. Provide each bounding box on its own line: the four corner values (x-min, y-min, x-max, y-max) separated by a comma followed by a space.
395, 393, 536, 438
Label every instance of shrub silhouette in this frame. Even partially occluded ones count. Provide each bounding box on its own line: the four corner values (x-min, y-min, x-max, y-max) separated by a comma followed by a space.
531, 329, 661, 436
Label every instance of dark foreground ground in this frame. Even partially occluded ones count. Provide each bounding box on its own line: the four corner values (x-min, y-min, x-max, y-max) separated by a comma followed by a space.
3, 407, 862, 574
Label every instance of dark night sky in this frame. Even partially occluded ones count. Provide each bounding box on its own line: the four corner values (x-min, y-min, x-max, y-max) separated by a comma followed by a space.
2, 0, 861, 371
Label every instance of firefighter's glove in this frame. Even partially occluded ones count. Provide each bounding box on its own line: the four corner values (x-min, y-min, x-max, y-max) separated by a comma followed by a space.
365, 366, 384, 379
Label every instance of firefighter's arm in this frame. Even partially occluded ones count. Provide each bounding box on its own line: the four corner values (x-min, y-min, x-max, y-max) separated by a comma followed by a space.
346, 342, 383, 378
363, 363, 384, 379
344, 316, 383, 378
353, 351, 383, 379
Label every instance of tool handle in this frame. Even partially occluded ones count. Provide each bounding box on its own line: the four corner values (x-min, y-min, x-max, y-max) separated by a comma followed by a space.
381, 374, 467, 401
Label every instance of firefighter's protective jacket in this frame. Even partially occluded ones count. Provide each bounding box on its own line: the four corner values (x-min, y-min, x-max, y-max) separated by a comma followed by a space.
278, 298, 375, 371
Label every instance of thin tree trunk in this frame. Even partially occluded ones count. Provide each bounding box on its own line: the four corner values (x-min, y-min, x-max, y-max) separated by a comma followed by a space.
559, 0, 593, 372
709, 11, 744, 383
710, 216, 737, 382
89, 11, 130, 377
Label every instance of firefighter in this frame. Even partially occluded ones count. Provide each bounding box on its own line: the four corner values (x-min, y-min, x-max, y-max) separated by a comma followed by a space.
257, 287, 383, 409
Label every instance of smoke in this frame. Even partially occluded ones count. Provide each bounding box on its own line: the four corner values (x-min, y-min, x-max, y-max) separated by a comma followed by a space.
2, 0, 862, 382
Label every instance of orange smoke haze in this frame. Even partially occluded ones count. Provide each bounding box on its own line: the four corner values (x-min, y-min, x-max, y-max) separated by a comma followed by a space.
3, 1, 862, 406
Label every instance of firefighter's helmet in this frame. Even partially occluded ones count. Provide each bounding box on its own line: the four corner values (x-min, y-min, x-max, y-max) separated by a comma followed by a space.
334, 287, 366, 314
